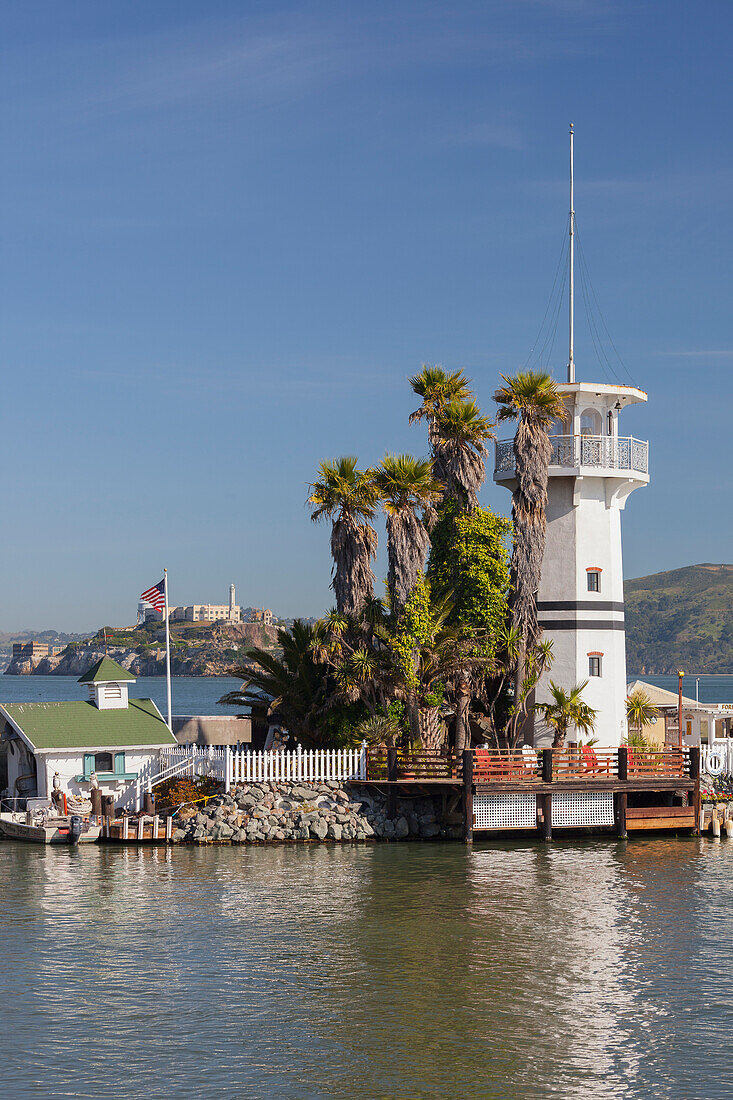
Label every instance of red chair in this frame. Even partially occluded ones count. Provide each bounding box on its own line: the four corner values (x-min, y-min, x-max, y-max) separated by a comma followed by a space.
582, 745, 610, 776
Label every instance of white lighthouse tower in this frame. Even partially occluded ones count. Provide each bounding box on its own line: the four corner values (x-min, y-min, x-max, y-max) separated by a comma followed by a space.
494, 126, 649, 746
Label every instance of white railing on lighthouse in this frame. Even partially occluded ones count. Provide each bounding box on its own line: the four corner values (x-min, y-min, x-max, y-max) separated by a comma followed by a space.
495, 435, 649, 477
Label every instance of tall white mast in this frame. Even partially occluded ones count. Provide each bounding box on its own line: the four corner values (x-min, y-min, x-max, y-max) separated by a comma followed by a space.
568, 122, 575, 383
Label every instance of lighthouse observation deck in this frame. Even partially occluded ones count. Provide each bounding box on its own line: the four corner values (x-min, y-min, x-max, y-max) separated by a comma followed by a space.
494, 434, 649, 481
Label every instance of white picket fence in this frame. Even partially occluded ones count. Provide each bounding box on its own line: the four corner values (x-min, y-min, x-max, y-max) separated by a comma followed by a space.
701, 742, 733, 779
160, 743, 367, 791
229, 745, 367, 785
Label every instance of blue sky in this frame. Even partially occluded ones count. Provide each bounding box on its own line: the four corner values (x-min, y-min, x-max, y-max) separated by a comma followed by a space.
1, 0, 731, 631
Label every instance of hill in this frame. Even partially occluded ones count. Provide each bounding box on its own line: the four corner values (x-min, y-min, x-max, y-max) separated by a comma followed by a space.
4, 620, 279, 677
625, 563, 733, 674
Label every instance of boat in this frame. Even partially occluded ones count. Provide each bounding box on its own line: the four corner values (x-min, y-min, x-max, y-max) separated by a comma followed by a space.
0, 799, 102, 844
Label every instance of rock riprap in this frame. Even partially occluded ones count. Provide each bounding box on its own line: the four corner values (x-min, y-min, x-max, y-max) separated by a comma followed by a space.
169, 781, 458, 844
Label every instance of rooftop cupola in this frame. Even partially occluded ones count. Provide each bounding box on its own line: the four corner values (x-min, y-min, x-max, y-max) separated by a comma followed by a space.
77, 656, 136, 711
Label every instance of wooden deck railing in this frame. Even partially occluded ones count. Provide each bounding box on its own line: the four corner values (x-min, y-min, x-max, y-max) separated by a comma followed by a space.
364, 746, 692, 784
366, 749, 462, 781
550, 748, 618, 780
626, 749, 689, 779
472, 749, 540, 783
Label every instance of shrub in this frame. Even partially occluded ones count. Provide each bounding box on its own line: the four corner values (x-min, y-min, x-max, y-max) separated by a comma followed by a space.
155, 774, 222, 810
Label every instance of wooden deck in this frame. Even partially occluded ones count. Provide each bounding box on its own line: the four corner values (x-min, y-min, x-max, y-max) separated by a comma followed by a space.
359, 746, 701, 841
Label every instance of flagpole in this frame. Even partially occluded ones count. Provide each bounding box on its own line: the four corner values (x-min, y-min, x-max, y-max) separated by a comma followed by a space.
164, 568, 172, 730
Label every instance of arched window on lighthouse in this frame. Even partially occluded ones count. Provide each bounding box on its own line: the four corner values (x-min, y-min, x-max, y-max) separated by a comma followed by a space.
580, 408, 602, 436
588, 654, 603, 677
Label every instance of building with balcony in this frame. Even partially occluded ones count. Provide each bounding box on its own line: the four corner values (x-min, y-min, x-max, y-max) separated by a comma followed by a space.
494, 382, 649, 747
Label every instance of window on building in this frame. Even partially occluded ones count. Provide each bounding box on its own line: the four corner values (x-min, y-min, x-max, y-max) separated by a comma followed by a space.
103, 683, 122, 700
589, 656, 602, 677
587, 570, 601, 592
94, 751, 113, 773
580, 408, 602, 436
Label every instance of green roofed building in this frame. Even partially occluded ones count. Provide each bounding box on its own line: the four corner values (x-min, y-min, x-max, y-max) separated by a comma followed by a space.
0, 658, 177, 808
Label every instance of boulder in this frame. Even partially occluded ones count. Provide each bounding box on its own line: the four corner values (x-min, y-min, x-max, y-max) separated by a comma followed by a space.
289, 785, 316, 801
394, 816, 410, 839
327, 822, 343, 841
310, 819, 328, 840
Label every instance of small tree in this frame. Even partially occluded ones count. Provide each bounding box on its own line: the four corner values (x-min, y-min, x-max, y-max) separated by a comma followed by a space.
535, 680, 597, 749
626, 688, 660, 735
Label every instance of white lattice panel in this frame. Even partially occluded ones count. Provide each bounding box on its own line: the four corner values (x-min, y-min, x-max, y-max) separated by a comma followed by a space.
474, 793, 537, 830
552, 791, 614, 827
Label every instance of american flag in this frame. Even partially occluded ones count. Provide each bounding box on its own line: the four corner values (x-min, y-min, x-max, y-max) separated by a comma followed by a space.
140, 579, 166, 612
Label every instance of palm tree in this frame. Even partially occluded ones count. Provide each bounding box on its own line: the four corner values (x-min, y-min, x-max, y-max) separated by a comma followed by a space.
409, 366, 472, 460
626, 688, 660, 739
219, 621, 332, 748
494, 371, 566, 700
373, 454, 443, 613
535, 680, 597, 748
311, 603, 396, 721
307, 457, 379, 617
433, 398, 495, 510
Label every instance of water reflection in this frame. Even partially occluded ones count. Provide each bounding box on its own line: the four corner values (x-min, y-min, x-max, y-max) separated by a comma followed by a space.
0, 837, 731, 1099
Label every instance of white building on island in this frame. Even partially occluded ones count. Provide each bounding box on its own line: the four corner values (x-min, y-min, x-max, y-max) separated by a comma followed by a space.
0, 656, 176, 806
495, 385, 649, 746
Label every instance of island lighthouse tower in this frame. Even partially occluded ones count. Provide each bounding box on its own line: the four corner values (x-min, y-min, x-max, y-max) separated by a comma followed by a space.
494, 127, 649, 746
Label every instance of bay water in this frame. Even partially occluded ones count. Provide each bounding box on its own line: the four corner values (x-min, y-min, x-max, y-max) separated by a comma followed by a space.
2, 837, 733, 1099
1, 674, 731, 714
0, 675, 245, 714
2, 676, 733, 1096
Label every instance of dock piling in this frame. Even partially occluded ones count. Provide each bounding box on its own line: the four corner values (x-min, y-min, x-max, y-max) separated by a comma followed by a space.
541, 793, 552, 841
386, 748, 397, 819
690, 746, 701, 834
618, 746, 628, 783
615, 792, 627, 839
463, 750, 474, 844
541, 748, 553, 784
